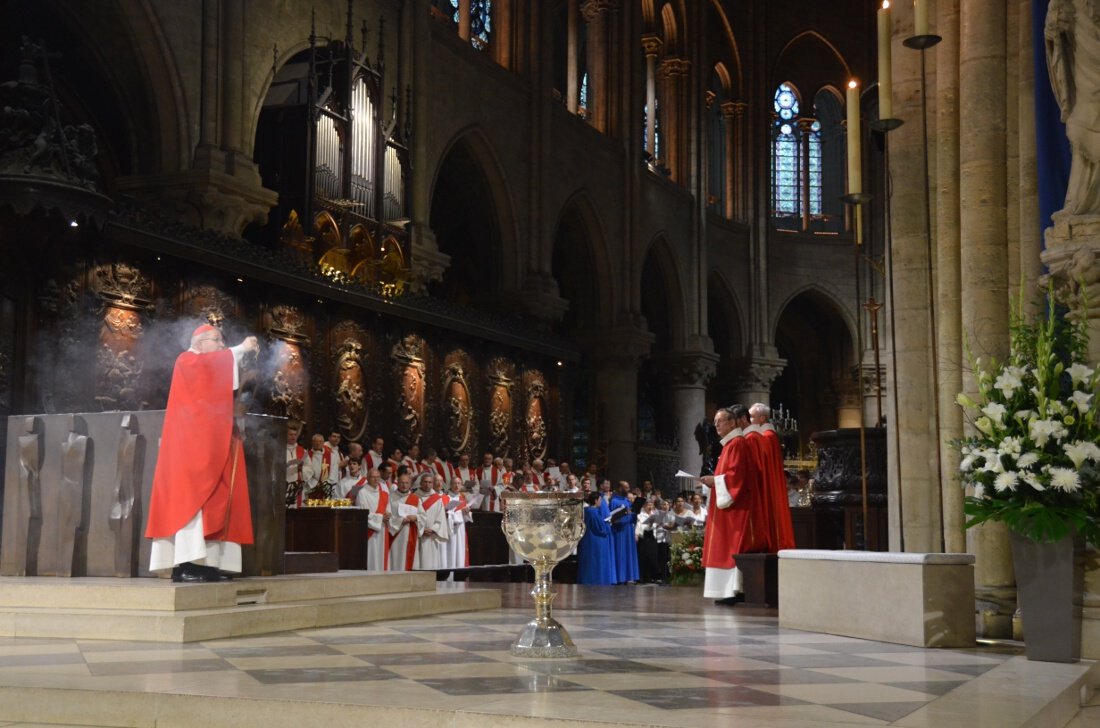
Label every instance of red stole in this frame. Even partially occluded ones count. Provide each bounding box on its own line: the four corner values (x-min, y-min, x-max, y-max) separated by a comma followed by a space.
395, 492, 420, 570
345, 476, 368, 502
145, 348, 252, 544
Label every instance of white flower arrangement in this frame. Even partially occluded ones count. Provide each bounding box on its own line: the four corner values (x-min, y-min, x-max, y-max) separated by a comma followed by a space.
955, 285, 1100, 547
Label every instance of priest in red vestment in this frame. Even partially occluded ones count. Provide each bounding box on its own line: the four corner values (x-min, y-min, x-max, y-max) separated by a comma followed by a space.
749, 403, 796, 551
145, 324, 259, 583
698, 404, 760, 604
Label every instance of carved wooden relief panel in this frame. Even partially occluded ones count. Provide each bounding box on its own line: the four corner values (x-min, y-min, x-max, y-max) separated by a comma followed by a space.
391, 334, 425, 448
265, 304, 309, 423
331, 321, 369, 443
524, 370, 548, 462
92, 262, 152, 411
486, 356, 514, 458
442, 351, 473, 456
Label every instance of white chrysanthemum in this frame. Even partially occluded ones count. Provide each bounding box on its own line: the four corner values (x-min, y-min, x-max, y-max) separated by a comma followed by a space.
1049, 467, 1081, 493
997, 436, 1022, 457
1029, 419, 1058, 448
1021, 472, 1045, 491
982, 402, 1007, 424
1016, 452, 1039, 469
994, 471, 1018, 492
1067, 363, 1095, 386
1070, 390, 1094, 414
994, 369, 1022, 398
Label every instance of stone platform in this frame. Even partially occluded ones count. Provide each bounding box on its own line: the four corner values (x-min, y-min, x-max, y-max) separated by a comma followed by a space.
0, 571, 501, 642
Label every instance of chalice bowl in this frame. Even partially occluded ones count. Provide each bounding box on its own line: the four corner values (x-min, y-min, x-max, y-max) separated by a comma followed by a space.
501, 491, 586, 657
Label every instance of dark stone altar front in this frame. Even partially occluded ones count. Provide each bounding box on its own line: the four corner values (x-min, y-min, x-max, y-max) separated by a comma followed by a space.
809, 428, 888, 551
0, 411, 286, 577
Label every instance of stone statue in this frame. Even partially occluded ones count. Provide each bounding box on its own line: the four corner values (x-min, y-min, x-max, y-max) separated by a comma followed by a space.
1046, 0, 1100, 216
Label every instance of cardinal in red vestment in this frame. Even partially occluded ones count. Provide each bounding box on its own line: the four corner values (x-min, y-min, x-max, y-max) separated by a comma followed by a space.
145, 324, 259, 583
698, 404, 760, 604
748, 403, 796, 551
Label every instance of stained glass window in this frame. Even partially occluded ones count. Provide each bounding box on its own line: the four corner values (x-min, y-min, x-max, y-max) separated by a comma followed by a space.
772, 123, 801, 216
580, 71, 589, 117
808, 120, 822, 215
450, 0, 491, 50
771, 83, 826, 228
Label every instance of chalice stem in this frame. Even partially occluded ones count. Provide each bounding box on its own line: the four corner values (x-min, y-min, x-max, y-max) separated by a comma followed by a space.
532, 560, 556, 625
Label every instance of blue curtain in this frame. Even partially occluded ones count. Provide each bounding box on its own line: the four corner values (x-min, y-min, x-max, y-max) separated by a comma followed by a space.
1033, 1, 1072, 251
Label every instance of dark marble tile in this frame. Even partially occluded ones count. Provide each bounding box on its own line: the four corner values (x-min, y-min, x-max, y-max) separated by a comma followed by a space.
885, 680, 968, 696
306, 633, 428, 646
747, 653, 904, 669
416, 674, 593, 696
361, 651, 494, 666
610, 685, 809, 710
831, 701, 930, 722
246, 664, 399, 684
86, 658, 234, 676
209, 644, 342, 659
0, 652, 87, 667
694, 669, 859, 685
516, 659, 671, 675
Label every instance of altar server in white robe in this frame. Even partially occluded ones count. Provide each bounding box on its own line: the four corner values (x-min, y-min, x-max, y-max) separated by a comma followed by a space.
478, 456, 508, 512
334, 459, 367, 500
388, 473, 420, 571
415, 472, 450, 570
356, 468, 390, 571
444, 477, 473, 569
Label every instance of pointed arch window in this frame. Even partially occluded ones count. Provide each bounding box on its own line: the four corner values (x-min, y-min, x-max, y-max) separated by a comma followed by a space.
770, 83, 843, 232
447, 0, 492, 51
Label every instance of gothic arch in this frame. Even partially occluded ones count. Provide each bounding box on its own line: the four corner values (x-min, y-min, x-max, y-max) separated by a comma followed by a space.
706, 0, 743, 95
706, 269, 745, 359
551, 191, 615, 330
640, 235, 688, 352
659, 3, 683, 57
428, 127, 521, 305
771, 283, 857, 346
773, 30, 852, 102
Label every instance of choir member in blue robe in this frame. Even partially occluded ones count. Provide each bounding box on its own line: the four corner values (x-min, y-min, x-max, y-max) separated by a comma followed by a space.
609, 481, 640, 584
577, 492, 616, 585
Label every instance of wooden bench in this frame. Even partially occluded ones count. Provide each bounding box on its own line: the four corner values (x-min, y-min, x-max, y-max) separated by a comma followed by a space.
778, 549, 976, 647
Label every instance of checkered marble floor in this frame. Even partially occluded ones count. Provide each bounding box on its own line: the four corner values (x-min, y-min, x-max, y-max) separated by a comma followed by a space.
0, 582, 1046, 728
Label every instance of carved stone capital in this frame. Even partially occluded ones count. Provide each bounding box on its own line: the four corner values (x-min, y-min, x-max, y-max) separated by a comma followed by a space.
1042, 214, 1100, 361
732, 356, 787, 396
720, 100, 746, 119
658, 57, 691, 79
655, 350, 719, 388
506, 271, 569, 325
582, 324, 654, 370
641, 35, 662, 56
580, 0, 616, 23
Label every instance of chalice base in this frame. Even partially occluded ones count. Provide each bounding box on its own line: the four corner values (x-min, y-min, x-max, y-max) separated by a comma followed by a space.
510, 617, 577, 658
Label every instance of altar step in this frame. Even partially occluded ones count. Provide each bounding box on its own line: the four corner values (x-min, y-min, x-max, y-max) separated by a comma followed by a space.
0, 572, 500, 643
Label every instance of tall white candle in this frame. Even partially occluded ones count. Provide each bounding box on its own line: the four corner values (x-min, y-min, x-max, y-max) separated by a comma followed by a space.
914, 0, 928, 36
847, 80, 861, 196
878, 2, 892, 120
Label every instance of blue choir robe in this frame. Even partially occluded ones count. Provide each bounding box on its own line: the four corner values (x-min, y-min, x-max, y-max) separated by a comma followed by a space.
577, 506, 616, 585
609, 494, 640, 584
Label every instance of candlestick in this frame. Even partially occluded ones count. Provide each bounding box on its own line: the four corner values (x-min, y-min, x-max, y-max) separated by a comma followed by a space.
878, 2, 892, 121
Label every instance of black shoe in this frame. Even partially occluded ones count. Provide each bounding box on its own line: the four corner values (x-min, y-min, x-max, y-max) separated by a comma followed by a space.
171, 563, 210, 583
198, 565, 234, 581
713, 593, 745, 606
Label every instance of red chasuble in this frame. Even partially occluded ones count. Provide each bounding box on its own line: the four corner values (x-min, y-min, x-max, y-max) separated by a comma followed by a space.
742, 430, 773, 553
144, 348, 253, 544
760, 427, 796, 550
701, 433, 758, 571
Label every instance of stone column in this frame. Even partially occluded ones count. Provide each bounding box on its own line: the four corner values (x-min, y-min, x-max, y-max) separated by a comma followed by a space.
642, 35, 661, 157
567, 0, 580, 113
935, 0, 966, 555
1016, 0, 1041, 306
659, 351, 718, 476
960, 0, 1014, 638
883, 0, 938, 554
589, 326, 653, 486
581, 0, 610, 132
721, 101, 741, 220
457, 0, 472, 41
731, 357, 786, 408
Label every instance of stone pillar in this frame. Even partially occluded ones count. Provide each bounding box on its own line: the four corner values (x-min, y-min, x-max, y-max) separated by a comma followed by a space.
721, 101, 741, 220
589, 326, 653, 486
1016, 0, 1042, 307
731, 357, 786, 407
567, 0, 580, 113
884, 0, 938, 554
581, 0, 610, 132
659, 351, 718, 476
935, 0, 966, 555
642, 35, 661, 157
657, 58, 679, 174
458, 0, 472, 41
960, 0, 1014, 638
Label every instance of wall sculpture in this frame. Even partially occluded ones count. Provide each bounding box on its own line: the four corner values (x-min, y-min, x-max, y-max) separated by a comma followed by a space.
486, 356, 514, 458
442, 356, 473, 456
391, 334, 425, 449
